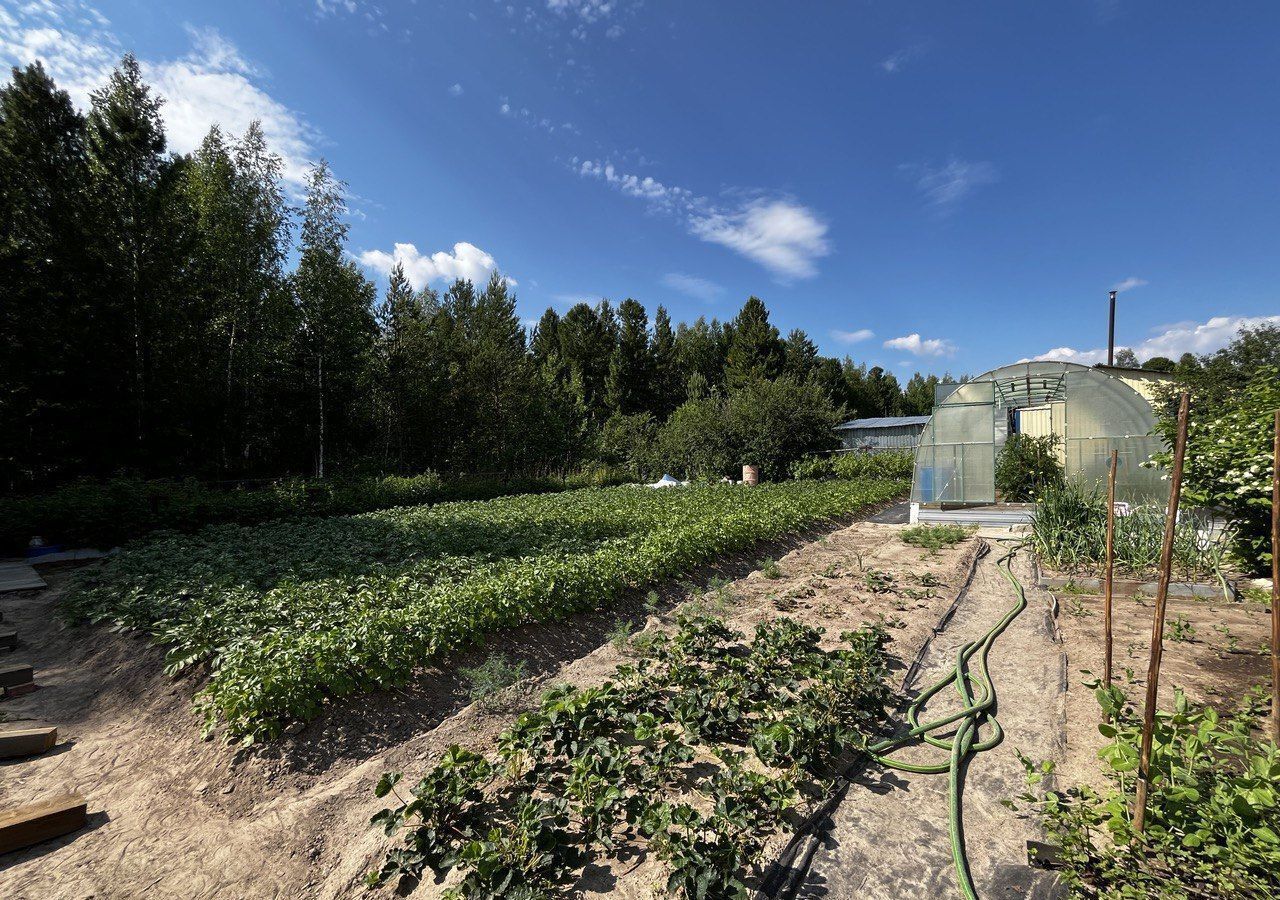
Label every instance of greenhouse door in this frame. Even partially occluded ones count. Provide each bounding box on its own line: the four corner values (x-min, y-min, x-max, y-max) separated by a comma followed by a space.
915, 381, 996, 504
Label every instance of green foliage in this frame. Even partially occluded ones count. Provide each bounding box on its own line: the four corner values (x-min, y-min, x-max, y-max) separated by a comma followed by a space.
0, 472, 577, 551
1028, 480, 1228, 582
900, 524, 972, 553
1153, 368, 1278, 575
790, 451, 914, 482
459, 653, 528, 706
64, 480, 902, 740
994, 433, 1064, 501
653, 377, 844, 481
1017, 684, 1280, 899
370, 614, 893, 899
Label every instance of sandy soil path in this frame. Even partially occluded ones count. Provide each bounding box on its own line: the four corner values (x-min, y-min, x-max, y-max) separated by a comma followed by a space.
769, 542, 1067, 900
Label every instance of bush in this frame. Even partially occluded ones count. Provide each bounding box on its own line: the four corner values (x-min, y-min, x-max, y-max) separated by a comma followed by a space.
790, 451, 914, 482
994, 433, 1064, 501
1153, 367, 1279, 575
652, 377, 842, 482
1019, 684, 1280, 899
596, 411, 657, 478
900, 524, 972, 552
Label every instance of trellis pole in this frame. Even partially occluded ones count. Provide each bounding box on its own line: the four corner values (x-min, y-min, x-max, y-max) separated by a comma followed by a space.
1104, 448, 1118, 709
1271, 409, 1279, 745
1134, 391, 1189, 833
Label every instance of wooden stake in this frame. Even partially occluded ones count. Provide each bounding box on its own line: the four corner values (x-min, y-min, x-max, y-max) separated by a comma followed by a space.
1133, 391, 1189, 833
1104, 448, 1118, 703
1271, 408, 1279, 746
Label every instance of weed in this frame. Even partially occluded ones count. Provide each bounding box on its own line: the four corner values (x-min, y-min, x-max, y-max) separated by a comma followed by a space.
1166, 615, 1196, 643
862, 568, 897, 593
459, 653, 527, 706
900, 524, 972, 553
644, 590, 662, 614
608, 619, 635, 650
1213, 624, 1240, 653
758, 557, 783, 579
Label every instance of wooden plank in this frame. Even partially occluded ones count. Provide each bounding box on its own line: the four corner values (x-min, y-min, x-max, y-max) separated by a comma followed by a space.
0, 663, 34, 689
0, 794, 86, 855
0, 726, 57, 758
0, 628, 17, 650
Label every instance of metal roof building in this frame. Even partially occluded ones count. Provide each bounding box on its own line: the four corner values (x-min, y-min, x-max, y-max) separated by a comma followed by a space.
834, 416, 931, 452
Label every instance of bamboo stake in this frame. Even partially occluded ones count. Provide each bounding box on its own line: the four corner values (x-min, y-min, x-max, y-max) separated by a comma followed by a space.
1271, 408, 1279, 746
1133, 391, 1189, 833
1104, 448, 1118, 704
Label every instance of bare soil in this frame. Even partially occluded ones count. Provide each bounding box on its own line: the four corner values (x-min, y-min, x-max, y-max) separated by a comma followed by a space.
1052, 587, 1273, 793
0, 516, 979, 900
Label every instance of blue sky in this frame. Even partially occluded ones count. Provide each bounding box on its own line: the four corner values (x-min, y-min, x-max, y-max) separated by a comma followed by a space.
3, 0, 1278, 379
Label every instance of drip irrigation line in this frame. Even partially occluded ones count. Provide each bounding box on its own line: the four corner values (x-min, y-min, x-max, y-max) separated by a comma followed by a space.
867, 540, 1029, 900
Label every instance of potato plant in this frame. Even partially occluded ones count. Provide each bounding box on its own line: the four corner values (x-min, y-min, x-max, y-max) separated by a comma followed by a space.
370, 614, 893, 899
64, 479, 903, 740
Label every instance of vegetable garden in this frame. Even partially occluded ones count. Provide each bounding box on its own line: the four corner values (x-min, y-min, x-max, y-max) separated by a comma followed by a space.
64, 479, 903, 742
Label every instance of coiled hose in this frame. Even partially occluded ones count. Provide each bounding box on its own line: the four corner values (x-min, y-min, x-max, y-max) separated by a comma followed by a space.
867, 542, 1029, 900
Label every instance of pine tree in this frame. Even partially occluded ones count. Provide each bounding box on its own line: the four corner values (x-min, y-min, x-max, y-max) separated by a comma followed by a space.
606, 298, 652, 415
85, 53, 188, 466
782, 328, 819, 381
650, 305, 681, 418
0, 63, 90, 487
724, 296, 783, 388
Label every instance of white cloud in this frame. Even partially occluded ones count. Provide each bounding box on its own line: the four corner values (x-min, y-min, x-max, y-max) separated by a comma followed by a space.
1111, 276, 1147, 293
546, 0, 622, 23
901, 157, 998, 213
500, 96, 578, 136
0, 4, 319, 190
1027, 314, 1280, 366
881, 42, 928, 73
448, 82, 463, 97
831, 328, 874, 344
884, 333, 957, 357
359, 241, 515, 290
661, 272, 723, 302
689, 200, 830, 281
574, 157, 830, 280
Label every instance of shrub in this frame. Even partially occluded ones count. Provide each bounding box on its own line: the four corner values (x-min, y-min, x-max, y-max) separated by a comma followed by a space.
791, 450, 914, 482
1018, 684, 1280, 899
994, 433, 1064, 501
1153, 367, 1279, 575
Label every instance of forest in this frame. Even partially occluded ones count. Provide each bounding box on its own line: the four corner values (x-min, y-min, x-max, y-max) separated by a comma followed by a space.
0, 55, 949, 494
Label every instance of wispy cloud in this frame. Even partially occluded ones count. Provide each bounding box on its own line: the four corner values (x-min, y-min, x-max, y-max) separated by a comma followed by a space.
901, 157, 998, 215
884, 333, 957, 357
831, 328, 875, 344
359, 242, 515, 290
500, 97, 579, 135
546, 0, 626, 24
1111, 276, 1148, 293
0, 3, 320, 189
661, 272, 724, 302
448, 82, 464, 97
881, 41, 929, 74
575, 158, 829, 280
1027, 314, 1280, 366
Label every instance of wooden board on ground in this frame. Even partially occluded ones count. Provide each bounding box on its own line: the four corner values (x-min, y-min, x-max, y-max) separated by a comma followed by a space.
0, 562, 45, 593
0, 628, 17, 650
0, 726, 57, 759
0, 663, 34, 689
0, 794, 87, 855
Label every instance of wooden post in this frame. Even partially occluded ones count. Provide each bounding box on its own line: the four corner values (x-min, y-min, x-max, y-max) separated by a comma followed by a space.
1271, 408, 1279, 745
1133, 391, 1189, 832
1104, 448, 1118, 702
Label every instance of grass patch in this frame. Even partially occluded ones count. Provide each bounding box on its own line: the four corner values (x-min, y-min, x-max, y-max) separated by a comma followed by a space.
459, 653, 527, 707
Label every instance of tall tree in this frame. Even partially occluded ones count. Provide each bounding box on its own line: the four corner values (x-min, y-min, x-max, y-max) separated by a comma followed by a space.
85, 53, 187, 464
0, 63, 90, 488
292, 159, 376, 476
649, 305, 681, 418
902, 372, 939, 416
557, 301, 616, 425
724, 296, 783, 388
781, 328, 819, 381
606, 298, 652, 415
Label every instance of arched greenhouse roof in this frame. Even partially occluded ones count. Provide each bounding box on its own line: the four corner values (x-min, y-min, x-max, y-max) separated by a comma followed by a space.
912, 360, 1169, 505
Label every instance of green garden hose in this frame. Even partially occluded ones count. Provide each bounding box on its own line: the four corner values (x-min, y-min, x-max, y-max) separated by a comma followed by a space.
868, 543, 1029, 900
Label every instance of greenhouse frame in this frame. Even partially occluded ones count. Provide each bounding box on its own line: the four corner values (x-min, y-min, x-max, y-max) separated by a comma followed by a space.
911, 361, 1175, 506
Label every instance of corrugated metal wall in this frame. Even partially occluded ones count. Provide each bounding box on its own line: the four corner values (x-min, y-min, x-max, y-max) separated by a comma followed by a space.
840, 425, 926, 452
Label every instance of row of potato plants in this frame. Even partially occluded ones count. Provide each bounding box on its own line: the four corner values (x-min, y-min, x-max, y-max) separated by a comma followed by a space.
370, 613, 894, 899
64, 479, 904, 741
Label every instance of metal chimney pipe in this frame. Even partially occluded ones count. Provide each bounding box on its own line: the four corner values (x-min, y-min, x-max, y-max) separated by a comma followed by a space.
1107, 290, 1118, 366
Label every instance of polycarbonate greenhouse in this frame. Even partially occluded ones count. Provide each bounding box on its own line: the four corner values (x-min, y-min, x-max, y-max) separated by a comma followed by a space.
911, 361, 1173, 505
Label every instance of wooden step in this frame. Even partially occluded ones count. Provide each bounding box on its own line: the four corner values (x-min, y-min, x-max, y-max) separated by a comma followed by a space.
0, 793, 87, 855
0, 726, 58, 759
0, 663, 34, 691
0, 628, 17, 650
